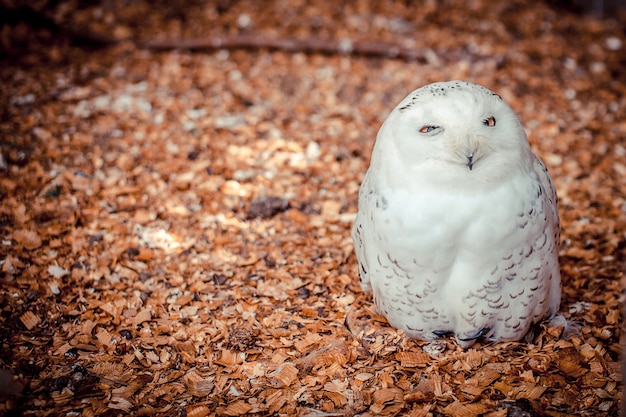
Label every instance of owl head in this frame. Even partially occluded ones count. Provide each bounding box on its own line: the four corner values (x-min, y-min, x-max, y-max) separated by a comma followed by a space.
370, 81, 534, 187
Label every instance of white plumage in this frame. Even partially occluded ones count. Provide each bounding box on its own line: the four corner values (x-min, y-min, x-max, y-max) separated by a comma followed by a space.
352, 81, 561, 348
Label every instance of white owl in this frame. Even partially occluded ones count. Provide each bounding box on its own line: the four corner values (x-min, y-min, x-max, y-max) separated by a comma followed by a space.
352, 81, 561, 349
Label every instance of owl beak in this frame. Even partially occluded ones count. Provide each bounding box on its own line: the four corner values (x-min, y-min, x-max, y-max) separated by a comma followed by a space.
467, 153, 474, 171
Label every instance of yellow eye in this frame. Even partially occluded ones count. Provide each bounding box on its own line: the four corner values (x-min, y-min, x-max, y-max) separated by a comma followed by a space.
419, 125, 439, 133
483, 116, 496, 127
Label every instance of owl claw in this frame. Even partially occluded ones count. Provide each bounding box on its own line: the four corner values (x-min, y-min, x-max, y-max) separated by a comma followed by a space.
432, 330, 454, 338
459, 327, 491, 341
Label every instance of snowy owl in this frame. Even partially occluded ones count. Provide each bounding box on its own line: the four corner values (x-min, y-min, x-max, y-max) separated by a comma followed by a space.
352, 80, 561, 348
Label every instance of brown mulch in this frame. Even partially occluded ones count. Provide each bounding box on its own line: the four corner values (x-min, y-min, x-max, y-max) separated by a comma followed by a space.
1, 1, 625, 416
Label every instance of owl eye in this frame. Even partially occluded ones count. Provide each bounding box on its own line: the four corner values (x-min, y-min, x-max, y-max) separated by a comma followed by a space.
483, 116, 496, 127
419, 125, 440, 134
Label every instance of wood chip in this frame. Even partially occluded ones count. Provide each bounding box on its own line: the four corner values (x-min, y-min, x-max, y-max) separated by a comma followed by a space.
221, 400, 253, 416
443, 401, 490, 417
13, 229, 42, 250
268, 363, 299, 388
395, 351, 431, 367
183, 369, 215, 397
185, 404, 211, 417
19, 311, 41, 330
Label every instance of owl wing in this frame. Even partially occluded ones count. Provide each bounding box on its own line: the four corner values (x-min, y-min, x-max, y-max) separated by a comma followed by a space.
532, 153, 562, 315
351, 170, 375, 294
533, 154, 560, 244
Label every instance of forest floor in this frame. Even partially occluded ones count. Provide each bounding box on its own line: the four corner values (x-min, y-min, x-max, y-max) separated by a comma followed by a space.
1, 1, 625, 416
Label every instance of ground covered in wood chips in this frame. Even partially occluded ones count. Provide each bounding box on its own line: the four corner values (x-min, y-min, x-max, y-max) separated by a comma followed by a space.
1, 1, 626, 416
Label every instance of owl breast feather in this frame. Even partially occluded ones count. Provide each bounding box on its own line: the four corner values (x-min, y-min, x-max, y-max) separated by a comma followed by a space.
353, 167, 560, 346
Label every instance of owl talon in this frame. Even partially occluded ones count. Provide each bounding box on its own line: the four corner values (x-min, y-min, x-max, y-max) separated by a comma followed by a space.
432, 330, 454, 338
459, 327, 491, 341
